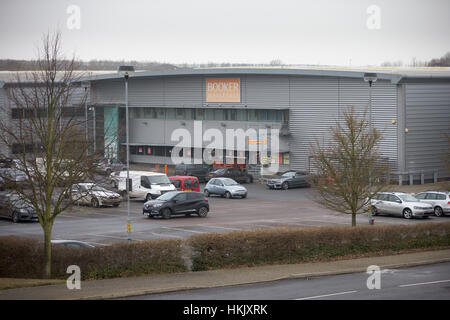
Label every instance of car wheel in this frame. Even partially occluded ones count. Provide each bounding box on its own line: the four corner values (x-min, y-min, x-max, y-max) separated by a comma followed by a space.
242, 193, 247, 198
12, 211, 20, 223
225, 191, 232, 199
198, 206, 208, 218
204, 189, 210, 197
402, 208, 413, 219
145, 194, 153, 202
434, 206, 444, 217
282, 182, 289, 190
162, 208, 171, 219
91, 198, 100, 208
371, 206, 378, 216
113, 203, 120, 207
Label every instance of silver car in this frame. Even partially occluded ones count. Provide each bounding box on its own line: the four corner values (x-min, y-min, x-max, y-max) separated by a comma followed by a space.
71, 183, 121, 208
204, 178, 247, 199
414, 191, 450, 217
369, 192, 434, 219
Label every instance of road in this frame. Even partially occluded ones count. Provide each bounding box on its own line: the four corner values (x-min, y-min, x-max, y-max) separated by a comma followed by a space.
0, 183, 448, 245
122, 262, 450, 300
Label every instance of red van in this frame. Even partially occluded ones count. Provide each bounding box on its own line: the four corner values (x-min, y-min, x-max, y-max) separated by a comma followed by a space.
169, 176, 200, 192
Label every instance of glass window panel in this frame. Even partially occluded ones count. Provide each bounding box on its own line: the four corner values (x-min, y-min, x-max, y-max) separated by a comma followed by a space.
267, 110, 277, 121
257, 110, 267, 121
205, 109, 214, 120
185, 109, 194, 120
143, 108, 154, 118
236, 110, 247, 121
214, 109, 224, 120
248, 110, 257, 121
166, 108, 176, 119
154, 108, 165, 119
195, 109, 205, 120
175, 108, 185, 119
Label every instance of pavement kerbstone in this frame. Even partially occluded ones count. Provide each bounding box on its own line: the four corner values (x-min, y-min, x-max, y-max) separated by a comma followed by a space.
1, 248, 449, 300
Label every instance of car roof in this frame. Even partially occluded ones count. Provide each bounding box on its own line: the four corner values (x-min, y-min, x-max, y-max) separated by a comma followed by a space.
51, 240, 95, 247
417, 191, 449, 194
119, 171, 166, 176
169, 176, 198, 180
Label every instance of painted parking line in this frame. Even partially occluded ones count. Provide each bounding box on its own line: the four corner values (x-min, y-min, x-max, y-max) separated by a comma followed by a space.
295, 290, 358, 300
160, 226, 207, 234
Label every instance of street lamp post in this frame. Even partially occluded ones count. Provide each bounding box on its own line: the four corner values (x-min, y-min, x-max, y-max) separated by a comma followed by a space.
118, 66, 135, 241
364, 72, 377, 225
81, 81, 90, 150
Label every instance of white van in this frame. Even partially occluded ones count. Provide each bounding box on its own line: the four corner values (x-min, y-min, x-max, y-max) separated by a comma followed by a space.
116, 171, 176, 201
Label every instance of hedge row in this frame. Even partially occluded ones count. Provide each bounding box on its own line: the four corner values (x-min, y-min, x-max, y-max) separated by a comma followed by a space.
0, 236, 187, 280
1, 222, 449, 279
188, 223, 450, 271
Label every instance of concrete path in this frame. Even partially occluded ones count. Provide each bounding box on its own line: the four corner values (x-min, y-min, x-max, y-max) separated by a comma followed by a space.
1, 248, 449, 300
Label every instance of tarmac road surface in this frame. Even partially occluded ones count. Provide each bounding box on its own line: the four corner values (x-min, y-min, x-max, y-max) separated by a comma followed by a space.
124, 262, 450, 300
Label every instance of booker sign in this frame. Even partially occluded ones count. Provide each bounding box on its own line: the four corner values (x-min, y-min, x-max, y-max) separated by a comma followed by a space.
206, 78, 241, 103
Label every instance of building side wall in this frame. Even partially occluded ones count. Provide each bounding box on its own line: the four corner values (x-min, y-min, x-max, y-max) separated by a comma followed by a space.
405, 83, 450, 177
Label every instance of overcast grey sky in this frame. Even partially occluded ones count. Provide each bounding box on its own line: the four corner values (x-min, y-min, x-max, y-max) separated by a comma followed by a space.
0, 0, 449, 66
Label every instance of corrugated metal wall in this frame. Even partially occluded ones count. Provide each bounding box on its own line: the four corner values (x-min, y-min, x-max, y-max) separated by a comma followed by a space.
405, 83, 450, 176
289, 77, 398, 171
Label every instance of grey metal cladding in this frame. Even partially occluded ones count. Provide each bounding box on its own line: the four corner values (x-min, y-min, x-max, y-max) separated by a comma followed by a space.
288, 76, 398, 172
339, 78, 398, 169
128, 78, 164, 106
289, 76, 340, 171
164, 76, 202, 107
244, 75, 289, 108
405, 83, 450, 175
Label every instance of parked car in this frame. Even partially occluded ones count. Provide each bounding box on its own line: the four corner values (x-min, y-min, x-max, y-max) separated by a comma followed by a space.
0, 193, 38, 223
169, 176, 200, 192
95, 159, 127, 175
51, 240, 95, 249
70, 183, 121, 208
414, 191, 450, 217
0, 168, 28, 187
142, 191, 209, 219
175, 163, 211, 182
115, 171, 176, 201
266, 171, 310, 190
204, 177, 247, 199
205, 167, 253, 184
369, 192, 434, 219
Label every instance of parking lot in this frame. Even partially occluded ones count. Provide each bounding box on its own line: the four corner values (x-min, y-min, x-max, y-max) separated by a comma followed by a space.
0, 183, 448, 246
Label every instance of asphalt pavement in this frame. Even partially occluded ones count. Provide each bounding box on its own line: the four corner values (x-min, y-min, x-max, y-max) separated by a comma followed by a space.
0, 183, 448, 245
129, 261, 450, 300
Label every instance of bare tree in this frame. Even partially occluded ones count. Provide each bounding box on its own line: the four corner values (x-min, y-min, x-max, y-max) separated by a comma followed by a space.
0, 32, 110, 278
308, 107, 390, 226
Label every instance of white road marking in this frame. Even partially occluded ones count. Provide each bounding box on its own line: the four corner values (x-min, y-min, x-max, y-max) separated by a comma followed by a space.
161, 226, 207, 234
399, 280, 450, 288
295, 290, 358, 300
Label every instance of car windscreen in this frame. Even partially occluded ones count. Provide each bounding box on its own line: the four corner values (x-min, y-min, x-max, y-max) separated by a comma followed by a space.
398, 194, 418, 202
222, 178, 238, 186
91, 185, 109, 192
281, 172, 295, 177
157, 191, 177, 201
147, 175, 171, 185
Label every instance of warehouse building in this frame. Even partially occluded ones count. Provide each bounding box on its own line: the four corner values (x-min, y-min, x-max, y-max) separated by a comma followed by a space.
1, 67, 450, 181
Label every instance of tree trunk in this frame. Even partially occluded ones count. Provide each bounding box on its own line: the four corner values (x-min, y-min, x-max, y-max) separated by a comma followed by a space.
43, 222, 53, 279
351, 213, 356, 227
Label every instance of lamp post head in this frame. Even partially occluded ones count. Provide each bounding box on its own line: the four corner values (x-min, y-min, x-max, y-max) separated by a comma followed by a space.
118, 66, 135, 79
363, 72, 378, 86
